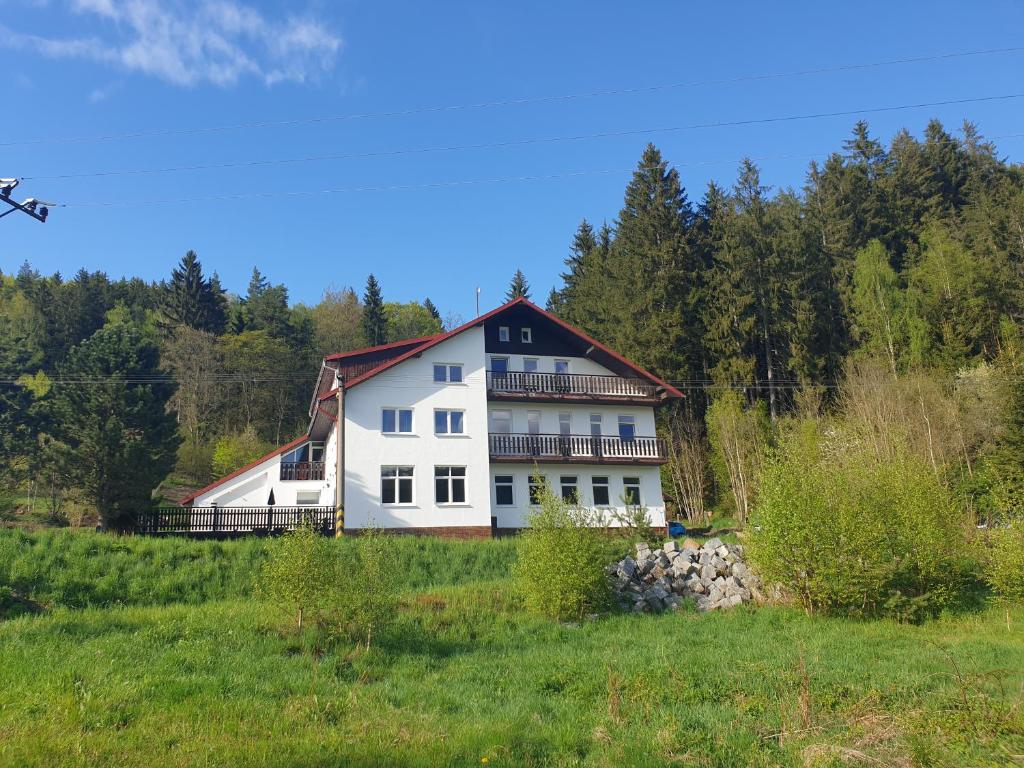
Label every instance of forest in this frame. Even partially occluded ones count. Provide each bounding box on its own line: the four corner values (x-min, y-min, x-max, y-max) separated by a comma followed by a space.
2, 117, 1024, 534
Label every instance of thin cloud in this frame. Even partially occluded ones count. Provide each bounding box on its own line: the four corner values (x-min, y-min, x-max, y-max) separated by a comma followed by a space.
1, 0, 342, 87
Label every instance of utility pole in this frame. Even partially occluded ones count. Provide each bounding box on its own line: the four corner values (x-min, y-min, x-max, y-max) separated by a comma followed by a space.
0, 179, 55, 223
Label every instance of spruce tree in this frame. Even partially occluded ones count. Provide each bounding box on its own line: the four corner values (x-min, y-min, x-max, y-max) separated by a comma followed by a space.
161, 251, 226, 333
423, 297, 441, 322
506, 270, 531, 301
362, 274, 387, 346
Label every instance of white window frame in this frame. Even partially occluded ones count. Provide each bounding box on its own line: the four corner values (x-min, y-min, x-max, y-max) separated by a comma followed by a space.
490, 409, 512, 434
296, 491, 321, 506
382, 407, 414, 435
494, 475, 515, 506
559, 475, 579, 504
618, 414, 636, 441
381, 466, 414, 506
498, 326, 510, 342
528, 474, 547, 506
558, 412, 571, 436
590, 413, 602, 437
520, 327, 533, 343
523, 357, 539, 373
434, 408, 466, 436
554, 359, 570, 374
591, 476, 611, 507
433, 363, 464, 383
490, 356, 510, 374
623, 476, 642, 507
434, 466, 467, 505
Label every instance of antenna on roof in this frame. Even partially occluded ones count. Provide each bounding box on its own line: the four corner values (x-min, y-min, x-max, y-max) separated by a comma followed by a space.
475, 286, 480, 316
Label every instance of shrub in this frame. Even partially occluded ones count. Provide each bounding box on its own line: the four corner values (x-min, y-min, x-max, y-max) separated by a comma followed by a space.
983, 526, 1024, 604
259, 522, 338, 633
749, 420, 969, 620
330, 526, 402, 649
212, 427, 274, 478
176, 440, 214, 483
515, 486, 610, 620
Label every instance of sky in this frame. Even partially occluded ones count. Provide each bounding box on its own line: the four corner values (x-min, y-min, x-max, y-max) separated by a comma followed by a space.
3, 0, 1024, 322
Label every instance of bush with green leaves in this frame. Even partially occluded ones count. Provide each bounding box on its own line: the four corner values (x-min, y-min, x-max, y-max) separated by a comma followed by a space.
749, 420, 969, 620
514, 486, 611, 621
983, 526, 1024, 604
212, 426, 274, 479
259, 522, 338, 633
329, 526, 402, 649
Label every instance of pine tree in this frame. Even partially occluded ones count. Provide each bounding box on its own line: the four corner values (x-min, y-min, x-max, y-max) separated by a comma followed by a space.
545, 287, 562, 314
362, 274, 386, 346
423, 297, 441, 322
506, 270, 531, 301
161, 251, 226, 333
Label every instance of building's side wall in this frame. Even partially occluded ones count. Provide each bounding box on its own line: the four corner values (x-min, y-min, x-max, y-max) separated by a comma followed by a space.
342, 326, 491, 531
488, 463, 666, 529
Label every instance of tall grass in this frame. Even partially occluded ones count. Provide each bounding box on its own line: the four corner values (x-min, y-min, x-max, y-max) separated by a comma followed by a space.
0, 529, 517, 609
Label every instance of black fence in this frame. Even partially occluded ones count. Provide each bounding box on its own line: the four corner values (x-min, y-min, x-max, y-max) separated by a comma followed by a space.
136, 506, 336, 537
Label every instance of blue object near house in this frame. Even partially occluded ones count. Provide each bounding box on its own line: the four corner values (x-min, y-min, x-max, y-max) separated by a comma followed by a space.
667, 521, 686, 538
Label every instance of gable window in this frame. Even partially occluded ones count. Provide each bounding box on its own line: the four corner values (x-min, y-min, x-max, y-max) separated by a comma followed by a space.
494, 475, 514, 506
490, 356, 509, 375
382, 408, 413, 434
520, 327, 533, 343
434, 409, 465, 435
296, 490, 320, 506
528, 474, 547, 505
560, 475, 579, 504
498, 326, 510, 342
523, 357, 538, 373
618, 414, 636, 441
381, 466, 414, 505
435, 466, 467, 504
592, 476, 610, 506
623, 476, 642, 506
433, 364, 463, 383
554, 359, 569, 374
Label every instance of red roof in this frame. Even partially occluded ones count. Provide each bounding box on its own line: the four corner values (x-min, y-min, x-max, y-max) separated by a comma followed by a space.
327, 297, 684, 398
179, 434, 308, 505
323, 335, 441, 362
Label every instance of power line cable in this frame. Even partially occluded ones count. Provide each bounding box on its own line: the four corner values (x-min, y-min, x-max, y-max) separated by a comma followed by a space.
27, 96, 1024, 187
4, 45, 1022, 148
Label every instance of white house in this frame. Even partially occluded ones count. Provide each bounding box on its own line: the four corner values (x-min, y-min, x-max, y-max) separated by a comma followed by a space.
180, 298, 683, 537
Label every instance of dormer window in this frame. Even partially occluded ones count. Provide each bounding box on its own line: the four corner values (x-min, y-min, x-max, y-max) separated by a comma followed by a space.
498, 326, 510, 342
520, 327, 533, 343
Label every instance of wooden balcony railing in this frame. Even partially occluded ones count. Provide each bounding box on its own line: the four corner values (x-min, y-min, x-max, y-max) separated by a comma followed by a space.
136, 506, 335, 536
280, 461, 325, 481
488, 432, 667, 464
486, 371, 657, 400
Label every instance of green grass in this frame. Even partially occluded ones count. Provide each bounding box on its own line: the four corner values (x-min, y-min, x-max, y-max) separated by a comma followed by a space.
1, 531, 1023, 767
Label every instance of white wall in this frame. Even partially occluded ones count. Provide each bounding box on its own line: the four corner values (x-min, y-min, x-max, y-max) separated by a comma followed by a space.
488, 464, 666, 528
342, 326, 491, 530
485, 352, 615, 377
486, 402, 658, 436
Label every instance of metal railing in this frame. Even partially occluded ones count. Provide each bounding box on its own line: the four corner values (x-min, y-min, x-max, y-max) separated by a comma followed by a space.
279, 461, 325, 481
488, 432, 666, 462
486, 370, 657, 399
136, 506, 335, 536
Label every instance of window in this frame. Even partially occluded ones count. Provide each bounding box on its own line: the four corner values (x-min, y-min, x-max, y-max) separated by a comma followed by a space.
498, 326, 510, 342
554, 359, 569, 374
527, 410, 541, 435
558, 412, 571, 436
296, 491, 320, 506
521, 327, 533, 343
618, 414, 636, 441
381, 466, 414, 505
590, 413, 602, 437
434, 409, 465, 435
623, 476, 642, 506
490, 356, 509, 374
382, 408, 413, 434
560, 475, 579, 504
433, 364, 463, 383
490, 409, 512, 434
523, 357, 538, 373
592, 476, 610, 506
282, 441, 324, 463
528, 474, 547, 505
494, 475, 514, 506
435, 466, 466, 504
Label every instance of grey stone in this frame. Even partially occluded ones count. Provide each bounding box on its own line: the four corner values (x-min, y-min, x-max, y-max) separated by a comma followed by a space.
664, 540, 680, 554
705, 537, 724, 551
724, 594, 743, 608
650, 564, 666, 580
619, 556, 637, 578
715, 545, 730, 559
700, 564, 716, 581
682, 547, 699, 562
656, 553, 671, 568
711, 555, 729, 575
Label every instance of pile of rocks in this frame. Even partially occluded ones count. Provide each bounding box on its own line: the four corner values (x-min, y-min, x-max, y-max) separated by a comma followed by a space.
609, 537, 762, 613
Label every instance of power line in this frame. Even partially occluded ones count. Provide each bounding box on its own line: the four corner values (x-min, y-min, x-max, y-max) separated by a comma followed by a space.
27, 95, 1024, 186
4, 45, 1023, 148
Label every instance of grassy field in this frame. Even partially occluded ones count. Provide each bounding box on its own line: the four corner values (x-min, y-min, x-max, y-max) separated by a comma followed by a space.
1, 530, 1023, 767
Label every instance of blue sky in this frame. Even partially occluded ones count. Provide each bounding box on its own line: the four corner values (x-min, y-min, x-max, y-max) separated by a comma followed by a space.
3, 1, 1024, 321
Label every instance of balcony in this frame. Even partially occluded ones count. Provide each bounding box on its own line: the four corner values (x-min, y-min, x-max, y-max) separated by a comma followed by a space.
486, 370, 659, 404
489, 433, 667, 465
280, 461, 325, 481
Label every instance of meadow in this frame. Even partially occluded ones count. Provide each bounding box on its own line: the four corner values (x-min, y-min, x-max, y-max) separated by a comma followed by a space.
1, 529, 1022, 767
